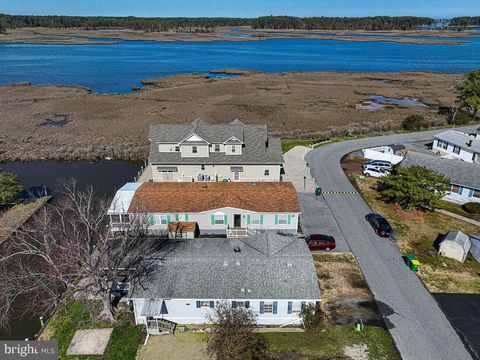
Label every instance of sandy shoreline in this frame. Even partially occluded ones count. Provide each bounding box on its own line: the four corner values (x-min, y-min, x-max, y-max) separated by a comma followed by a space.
0, 70, 464, 163
0, 27, 478, 45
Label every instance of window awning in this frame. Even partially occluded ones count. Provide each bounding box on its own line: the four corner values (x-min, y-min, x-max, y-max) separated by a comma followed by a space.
230, 166, 244, 172
157, 166, 178, 172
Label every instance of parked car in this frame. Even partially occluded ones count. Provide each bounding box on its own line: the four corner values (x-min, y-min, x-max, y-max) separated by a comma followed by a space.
365, 213, 393, 237
363, 167, 389, 178
304, 234, 336, 251
362, 160, 393, 171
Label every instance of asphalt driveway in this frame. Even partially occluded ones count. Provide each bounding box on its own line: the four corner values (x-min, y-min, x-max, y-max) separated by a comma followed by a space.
305, 126, 478, 360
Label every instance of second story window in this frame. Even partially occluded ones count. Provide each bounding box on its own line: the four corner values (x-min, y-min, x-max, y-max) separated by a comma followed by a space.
231, 146, 236, 153
175, 146, 180, 152
215, 144, 220, 152
192, 146, 198, 154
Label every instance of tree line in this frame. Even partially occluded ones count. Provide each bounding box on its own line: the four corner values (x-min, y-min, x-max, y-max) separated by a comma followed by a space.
0, 14, 435, 32
451, 17, 480, 27
0, 14, 250, 32
251, 16, 434, 31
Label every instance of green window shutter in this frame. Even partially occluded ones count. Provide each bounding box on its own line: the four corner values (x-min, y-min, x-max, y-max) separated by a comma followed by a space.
211, 215, 215, 225
260, 214, 264, 225
149, 215, 155, 225
274, 214, 279, 225
224, 215, 228, 225
246, 215, 251, 225
185, 214, 189, 221
175, 213, 179, 221
288, 214, 292, 225
166, 215, 171, 224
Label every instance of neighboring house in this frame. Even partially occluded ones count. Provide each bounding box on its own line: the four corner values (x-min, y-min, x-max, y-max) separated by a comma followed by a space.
469, 235, 480, 263
108, 182, 301, 236
401, 152, 480, 204
146, 119, 283, 182
362, 144, 405, 165
432, 129, 480, 164
129, 233, 321, 330
438, 230, 471, 263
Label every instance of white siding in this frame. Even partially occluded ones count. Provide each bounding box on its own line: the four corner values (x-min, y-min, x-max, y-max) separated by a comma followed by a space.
433, 138, 475, 163
158, 143, 179, 153
132, 298, 318, 326
150, 164, 281, 182
225, 144, 242, 156
180, 145, 209, 158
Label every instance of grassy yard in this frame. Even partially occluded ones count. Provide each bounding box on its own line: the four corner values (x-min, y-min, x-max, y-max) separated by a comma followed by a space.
281, 139, 315, 153
39, 300, 143, 360
352, 175, 480, 293
261, 326, 399, 360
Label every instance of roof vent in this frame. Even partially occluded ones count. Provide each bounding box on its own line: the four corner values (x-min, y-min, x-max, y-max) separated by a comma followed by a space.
240, 288, 245, 293
287, 261, 293, 268
223, 261, 228, 267
233, 247, 241, 253
236, 261, 241, 266
467, 140, 473, 147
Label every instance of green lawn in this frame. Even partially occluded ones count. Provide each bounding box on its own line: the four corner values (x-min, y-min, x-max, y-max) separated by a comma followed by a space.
281, 139, 315, 153
40, 300, 143, 360
261, 325, 400, 360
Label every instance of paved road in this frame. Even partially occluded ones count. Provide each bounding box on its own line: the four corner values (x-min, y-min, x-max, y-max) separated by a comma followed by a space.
305, 126, 477, 360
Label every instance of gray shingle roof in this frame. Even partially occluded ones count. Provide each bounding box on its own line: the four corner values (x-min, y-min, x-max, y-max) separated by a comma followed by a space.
148, 119, 283, 165
400, 152, 480, 190
434, 130, 480, 153
131, 234, 321, 300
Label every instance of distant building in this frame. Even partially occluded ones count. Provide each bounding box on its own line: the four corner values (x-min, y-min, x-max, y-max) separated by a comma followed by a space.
108, 182, 301, 237
129, 233, 321, 331
401, 152, 480, 204
432, 129, 480, 164
144, 119, 284, 182
439, 230, 471, 263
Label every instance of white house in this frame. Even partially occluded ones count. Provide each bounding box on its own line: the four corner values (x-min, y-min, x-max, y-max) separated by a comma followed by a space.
108, 182, 301, 237
439, 230, 471, 263
144, 119, 284, 182
432, 129, 480, 164
401, 152, 480, 205
129, 233, 321, 331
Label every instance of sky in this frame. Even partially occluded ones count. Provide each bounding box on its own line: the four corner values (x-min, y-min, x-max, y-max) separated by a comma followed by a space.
0, 0, 479, 19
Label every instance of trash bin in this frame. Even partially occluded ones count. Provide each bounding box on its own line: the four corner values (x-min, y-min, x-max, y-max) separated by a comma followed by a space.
315, 187, 322, 196
405, 254, 416, 267
410, 259, 421, 272
358, 175, 366, 181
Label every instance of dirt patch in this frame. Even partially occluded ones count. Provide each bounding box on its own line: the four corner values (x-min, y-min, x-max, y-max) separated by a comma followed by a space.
0, 71, 461, 162
344, 344, 369, 360
314, 253, 384, 327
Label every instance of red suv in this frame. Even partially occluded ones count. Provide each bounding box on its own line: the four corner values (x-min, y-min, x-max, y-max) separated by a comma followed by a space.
305, 234, 336, 251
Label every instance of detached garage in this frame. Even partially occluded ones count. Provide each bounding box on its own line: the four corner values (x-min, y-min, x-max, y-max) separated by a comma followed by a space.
439, 230, 471, 263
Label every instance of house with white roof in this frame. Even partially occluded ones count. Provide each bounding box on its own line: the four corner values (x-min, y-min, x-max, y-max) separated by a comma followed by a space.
432, 129, 480, 164
108, 182, 301, 237
144, 119, 284, 182
129, 233, 321, 331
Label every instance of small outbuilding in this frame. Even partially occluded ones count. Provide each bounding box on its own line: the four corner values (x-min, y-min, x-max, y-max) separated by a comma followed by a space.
469, 235, 480, 263
438, 230, 471, 263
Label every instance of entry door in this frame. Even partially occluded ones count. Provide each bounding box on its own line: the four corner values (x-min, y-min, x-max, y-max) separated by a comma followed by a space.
234, 214, 242, 228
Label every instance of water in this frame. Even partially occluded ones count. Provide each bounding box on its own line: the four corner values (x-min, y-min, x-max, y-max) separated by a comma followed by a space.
1, 37, 480, 93
0, 160, 141, 340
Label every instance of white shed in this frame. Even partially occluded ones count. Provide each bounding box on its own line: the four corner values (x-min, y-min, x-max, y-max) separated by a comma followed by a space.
439, 230, 471, 263
469, 235, 480, 263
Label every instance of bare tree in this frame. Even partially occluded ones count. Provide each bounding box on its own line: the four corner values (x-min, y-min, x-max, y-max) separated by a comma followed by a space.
206, 302, 264, 360
0, 179, 166, 330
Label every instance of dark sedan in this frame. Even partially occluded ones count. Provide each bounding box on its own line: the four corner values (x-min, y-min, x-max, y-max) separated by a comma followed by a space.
365, 213, 393, 238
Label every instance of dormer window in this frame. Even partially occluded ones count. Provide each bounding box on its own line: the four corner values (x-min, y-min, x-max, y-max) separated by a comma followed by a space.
215, 144, 220, 152
231, 146, 236, 153
192, 146, 198, 154
175, 146, 180, 152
